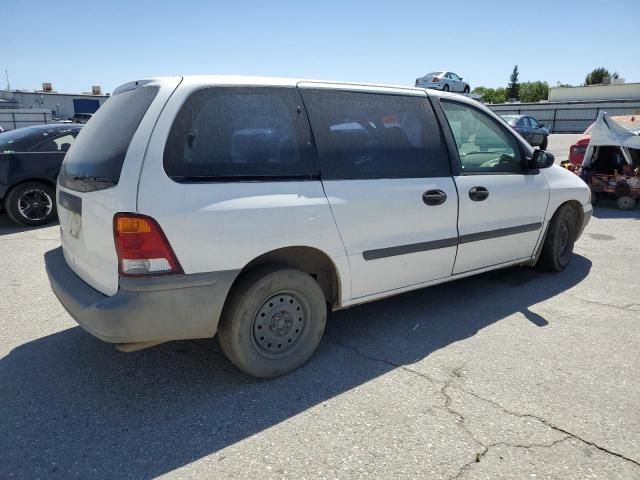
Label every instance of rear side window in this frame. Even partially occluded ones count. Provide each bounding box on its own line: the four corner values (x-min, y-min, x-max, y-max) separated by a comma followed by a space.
300, 89, 448, 179
163, 87, 317, 180
59, 85, 159, 191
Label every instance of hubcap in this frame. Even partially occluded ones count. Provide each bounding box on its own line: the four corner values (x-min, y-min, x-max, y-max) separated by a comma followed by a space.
252, 292, 306, 356
18, 189, 53, 221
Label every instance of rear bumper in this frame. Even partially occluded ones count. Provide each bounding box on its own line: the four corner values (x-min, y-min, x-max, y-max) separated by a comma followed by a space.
45, 247, 239, 344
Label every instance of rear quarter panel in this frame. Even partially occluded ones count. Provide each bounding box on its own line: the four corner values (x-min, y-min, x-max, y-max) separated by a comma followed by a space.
0, 152, 60, 197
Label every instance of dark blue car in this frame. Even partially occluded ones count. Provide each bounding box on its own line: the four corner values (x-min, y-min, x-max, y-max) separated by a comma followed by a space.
0, 124, 82, 226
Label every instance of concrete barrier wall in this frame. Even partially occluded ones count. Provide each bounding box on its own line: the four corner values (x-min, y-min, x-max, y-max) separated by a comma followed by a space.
487, 100, 640, 133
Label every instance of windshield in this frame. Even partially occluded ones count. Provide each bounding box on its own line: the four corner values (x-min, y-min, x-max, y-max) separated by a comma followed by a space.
500, 115, 519, 126
0, 127, 43, 152
0, 126, 77, 153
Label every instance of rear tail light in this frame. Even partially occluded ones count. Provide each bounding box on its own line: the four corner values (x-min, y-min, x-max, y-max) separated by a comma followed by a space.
432, 76, 440, 82
113, 213, 183, 276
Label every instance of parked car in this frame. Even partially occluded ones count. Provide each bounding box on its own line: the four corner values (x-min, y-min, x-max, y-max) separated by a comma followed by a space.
72, 113, 93, 124
0, 124, 82, 226
500, 114, 550, 149
45, 76, 591, 378
415, 71, 470, 93
569, 115, 640, 166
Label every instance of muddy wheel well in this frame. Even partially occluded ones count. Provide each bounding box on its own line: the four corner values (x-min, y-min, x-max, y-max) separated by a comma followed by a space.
240, 247, 341, 308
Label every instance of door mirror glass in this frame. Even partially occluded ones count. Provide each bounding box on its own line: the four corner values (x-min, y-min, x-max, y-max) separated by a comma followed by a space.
530, 149, 554, 169
539, 123, 545, 128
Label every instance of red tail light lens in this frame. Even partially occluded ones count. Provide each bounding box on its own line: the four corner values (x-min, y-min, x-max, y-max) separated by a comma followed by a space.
432, 76, 440, 82
113, 213, 183, 276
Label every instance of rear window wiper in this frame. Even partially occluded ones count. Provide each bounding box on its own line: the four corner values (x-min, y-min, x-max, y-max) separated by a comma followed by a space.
71, 173, 116, 186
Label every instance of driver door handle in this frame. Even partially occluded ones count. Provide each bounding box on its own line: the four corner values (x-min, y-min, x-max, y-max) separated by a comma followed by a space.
469, 186, 489, 201
422, 189, 447, 206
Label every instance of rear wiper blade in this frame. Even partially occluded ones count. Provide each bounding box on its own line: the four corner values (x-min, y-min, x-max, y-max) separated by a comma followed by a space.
71, 173, 116, 185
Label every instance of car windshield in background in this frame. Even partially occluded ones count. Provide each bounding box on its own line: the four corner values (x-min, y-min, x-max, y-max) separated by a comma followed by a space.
500, 115, 519, 126
59, 84, 159, 192
1, 127, 65, 152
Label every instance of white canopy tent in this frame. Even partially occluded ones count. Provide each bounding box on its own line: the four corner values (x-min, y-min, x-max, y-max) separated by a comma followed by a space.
582, 112, 640, 168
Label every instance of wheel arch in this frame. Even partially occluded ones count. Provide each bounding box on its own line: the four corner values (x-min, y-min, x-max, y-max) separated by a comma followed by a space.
235, 246, 343, 309
5, 177, 57, 198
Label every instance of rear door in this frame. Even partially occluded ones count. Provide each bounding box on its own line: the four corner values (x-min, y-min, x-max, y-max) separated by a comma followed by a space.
57, 77, 182, 295
437, 99, 549, 273
299, 84, 458, 299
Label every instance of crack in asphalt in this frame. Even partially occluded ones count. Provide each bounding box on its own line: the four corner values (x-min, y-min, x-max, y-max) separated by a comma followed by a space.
564, 293, 640, 312
324, 333, 640, 473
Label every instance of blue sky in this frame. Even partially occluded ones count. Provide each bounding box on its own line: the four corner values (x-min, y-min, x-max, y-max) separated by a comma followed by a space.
3, 0, 639, 94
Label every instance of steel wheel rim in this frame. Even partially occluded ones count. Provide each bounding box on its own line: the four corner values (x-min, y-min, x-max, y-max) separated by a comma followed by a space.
252, 291, 307, 358
18, 188, 53, 221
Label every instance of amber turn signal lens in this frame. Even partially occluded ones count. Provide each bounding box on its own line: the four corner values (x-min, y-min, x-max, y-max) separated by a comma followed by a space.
116, 216, 152, 234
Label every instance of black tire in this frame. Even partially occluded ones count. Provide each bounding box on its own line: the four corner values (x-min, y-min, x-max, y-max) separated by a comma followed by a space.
538, 204, 577, 272
463, 85, 470, 94
616, 196, 636, 210
540, 136, 548, 150
218, 266, 327, 378
5, 182, 57, 227
443, 84, 450, 92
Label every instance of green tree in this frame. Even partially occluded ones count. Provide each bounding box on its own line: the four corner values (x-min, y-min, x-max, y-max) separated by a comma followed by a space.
584, 67, 619, 85
519, 81, 549, 103
507, 65, 520, 100
472, 86, 507, 104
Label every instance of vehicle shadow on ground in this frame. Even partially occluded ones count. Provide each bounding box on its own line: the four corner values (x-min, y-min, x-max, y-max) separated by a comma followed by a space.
0, 213, 58, 236
592, 199, 640, 220
0, 255, 591, 478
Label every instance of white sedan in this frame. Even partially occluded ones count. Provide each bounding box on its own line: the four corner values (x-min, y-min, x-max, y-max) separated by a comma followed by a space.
416, 71, 470, 93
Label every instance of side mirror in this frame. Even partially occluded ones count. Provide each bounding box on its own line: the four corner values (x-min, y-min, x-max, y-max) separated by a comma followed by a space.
539, 123, 545, 128
529, 150, 555, 170
460, 77, 464, 80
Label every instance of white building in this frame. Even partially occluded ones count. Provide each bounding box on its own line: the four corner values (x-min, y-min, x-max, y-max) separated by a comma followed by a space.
548, 82, 640, 102
0, 83, 110, 123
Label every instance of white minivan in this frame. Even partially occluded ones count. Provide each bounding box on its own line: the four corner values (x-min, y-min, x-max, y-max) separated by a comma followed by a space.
46, 76, 592, 378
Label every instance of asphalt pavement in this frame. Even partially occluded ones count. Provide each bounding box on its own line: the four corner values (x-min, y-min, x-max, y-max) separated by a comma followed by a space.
1, 135, 639, 479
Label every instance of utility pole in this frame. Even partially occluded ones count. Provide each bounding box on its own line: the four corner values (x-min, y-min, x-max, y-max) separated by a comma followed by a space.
5, 69, 10, 90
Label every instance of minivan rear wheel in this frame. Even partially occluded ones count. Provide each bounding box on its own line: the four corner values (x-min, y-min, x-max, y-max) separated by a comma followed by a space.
218, 266, 327, 378
6, 182, 56, 227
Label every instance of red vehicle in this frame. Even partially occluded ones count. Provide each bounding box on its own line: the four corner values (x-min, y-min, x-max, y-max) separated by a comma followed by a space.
569, 115, 640, 165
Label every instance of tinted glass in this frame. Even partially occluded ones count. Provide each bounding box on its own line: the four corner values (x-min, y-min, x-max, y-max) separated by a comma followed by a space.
449, 73, 460, 81
500, 115, 518, 126
529, 117, 540, 128
301, 89, 448, 180
0, 126, 76, 152
517, 117, 530, 127
59, 85, 159, 191
440, 100, 522, 174
31, 132, 78, 152
164, 87, 316, 180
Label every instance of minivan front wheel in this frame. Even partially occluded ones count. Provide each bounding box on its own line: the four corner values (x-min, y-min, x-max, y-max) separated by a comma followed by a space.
218, 266, 327, 378
6, 182, 56, 226
538, 204, 577, 272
